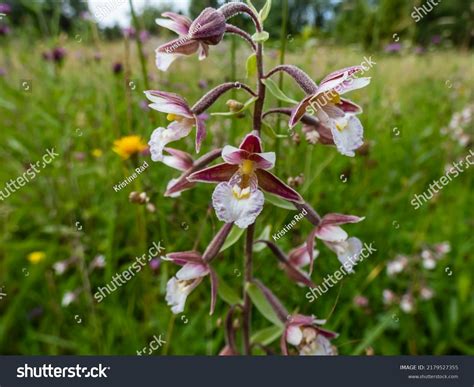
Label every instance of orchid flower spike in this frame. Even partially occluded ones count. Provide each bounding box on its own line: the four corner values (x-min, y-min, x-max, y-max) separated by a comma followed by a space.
188, 133, 303, 228
290, 66, 370, 157
145, 90, 207, 154
283, 314, 338, 356
307, 213, 365, 274
155, 8, 226, 71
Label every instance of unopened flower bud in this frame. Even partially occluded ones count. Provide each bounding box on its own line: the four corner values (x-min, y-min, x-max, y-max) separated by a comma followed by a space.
129, 191, 150, 204
226, 99, 244, 111
226, 99, 244, 113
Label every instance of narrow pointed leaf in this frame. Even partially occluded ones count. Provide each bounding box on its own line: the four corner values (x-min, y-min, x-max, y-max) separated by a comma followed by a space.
251, 325, 283, 346
253, 225, 272, 252
262, 78, 298, 104
246, 0, 259, 15
246, 53, 257, 78
246, 282, 284, 327
262, 121, 289, 139
258, 0, 272, 22
264, 193, 298, 210
219, 226, 245, 252
216, 274, 242, 305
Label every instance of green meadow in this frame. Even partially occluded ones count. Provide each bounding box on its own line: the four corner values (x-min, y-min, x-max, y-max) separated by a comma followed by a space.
0, 31, 473, 355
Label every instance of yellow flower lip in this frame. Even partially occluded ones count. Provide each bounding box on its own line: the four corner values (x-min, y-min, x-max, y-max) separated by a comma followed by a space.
329, 92, 341, 105
336, 119, 348, 132
241, 159, 255, 175
232, 185, 251, 200
167, 113, 185, 122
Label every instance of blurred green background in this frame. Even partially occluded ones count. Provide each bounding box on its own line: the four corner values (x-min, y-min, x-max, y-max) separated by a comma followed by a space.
0, 0, 473, 355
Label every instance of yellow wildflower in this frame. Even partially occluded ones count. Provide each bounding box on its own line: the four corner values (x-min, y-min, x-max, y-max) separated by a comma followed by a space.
113, 135, 147, 160
28, 251, 46, 264
92, 148, 103, 158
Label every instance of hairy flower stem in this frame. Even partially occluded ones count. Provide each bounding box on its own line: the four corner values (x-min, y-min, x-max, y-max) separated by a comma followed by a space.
265, 65, 318, 94
276, 0, 289, 172
225, 24, 256, 51
253, 42, 266, 135
294, 201, 321, 226
192, 82, 257, 115
219, 3, 262, 31
202, 222, 234, 262
243, 222, 255, 355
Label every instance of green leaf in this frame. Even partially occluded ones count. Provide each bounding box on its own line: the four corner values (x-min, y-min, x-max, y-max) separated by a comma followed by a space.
262, 121, 289, 139
264, 193, 297, 211
211, 96, 258, 117
251, 325, 283, 346
246, 282, 284, 327
216, 274, 242, 306
351, 313, 393, 355
246, 0, 259, 15
246, 53, 257, 78
219, 225, 245, 252
259, 0, 272, 22
252, 31, 270, 43
262, 78, 298, 104
254, 225, 272, 252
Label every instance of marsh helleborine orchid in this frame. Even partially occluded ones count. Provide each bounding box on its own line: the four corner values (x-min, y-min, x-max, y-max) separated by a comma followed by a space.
155, 8, 226, 71
290, 66, 371, 157
146, 1, 372, 355
188, 133, 303, 228
145, 90, 208, 155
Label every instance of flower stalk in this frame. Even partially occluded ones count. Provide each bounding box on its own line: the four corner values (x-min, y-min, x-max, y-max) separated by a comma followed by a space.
243, 222, 255, 354
145, 1, 370, 356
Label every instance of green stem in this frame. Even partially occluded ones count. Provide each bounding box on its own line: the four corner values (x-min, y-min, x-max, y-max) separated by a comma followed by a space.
276, 0, 289, 172
230, 35, 237, 140
243, 223, 255, 355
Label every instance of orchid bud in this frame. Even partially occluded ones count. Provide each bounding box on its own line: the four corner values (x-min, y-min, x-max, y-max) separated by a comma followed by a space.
226, 99, 244, 112
226, 99, 245, 118
129, 191, 150, 205
190, 8, 227, 46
